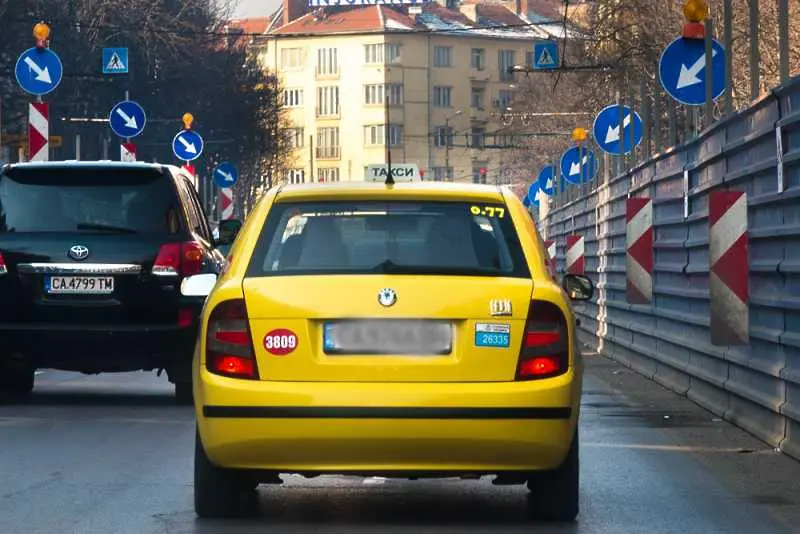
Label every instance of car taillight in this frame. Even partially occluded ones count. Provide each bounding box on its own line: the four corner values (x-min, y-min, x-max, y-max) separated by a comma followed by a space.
153, 242, 204, 277
205, 299, 258, 380
0, 252, 6, 276
516, 300, 569, 381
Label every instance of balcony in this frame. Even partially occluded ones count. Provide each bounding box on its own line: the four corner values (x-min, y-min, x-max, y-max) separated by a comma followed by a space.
316, 146, 341, 160
469, 108, 489, 123
469, 68, 490, 82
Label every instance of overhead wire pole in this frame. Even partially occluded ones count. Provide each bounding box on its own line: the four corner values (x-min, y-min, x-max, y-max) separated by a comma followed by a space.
384, 73, 393, 184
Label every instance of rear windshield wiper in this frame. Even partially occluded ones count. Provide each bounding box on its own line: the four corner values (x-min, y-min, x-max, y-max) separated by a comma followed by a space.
76, 223, 138, 234
369, 259, 500, 276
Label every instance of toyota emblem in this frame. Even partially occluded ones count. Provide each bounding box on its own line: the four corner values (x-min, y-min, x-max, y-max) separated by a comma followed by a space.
68, 245, 90, 261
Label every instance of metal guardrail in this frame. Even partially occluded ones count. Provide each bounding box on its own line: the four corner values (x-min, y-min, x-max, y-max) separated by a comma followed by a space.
544, 74, 800, 459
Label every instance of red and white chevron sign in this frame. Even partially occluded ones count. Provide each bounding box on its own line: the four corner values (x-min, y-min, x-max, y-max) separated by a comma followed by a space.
709, 191, 749, 345
120, 143, 136, 162
565, 235, 585, 275
626, 198, 654, 304
28, 102, 49, 161
219, 187, 234, 220
543, 239, 556, 276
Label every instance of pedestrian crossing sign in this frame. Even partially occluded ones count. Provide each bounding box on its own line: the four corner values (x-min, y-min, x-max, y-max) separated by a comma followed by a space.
533, 41, 559, 70
102, 48, 129, 74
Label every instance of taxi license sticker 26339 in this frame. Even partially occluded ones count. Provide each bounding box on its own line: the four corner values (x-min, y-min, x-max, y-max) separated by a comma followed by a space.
263, 329, 299, 356
474, 323, 511, 348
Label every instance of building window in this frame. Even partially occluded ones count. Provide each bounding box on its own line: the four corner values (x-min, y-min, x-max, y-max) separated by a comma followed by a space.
365, 43, 401, 64
470, 127, 485, 148
364, 84, 404, 106
286, 127, 304, 148
316, 47, 339, 76
363, 124, 403, 146
434, 46, 452, 67
281, 48, 304, 69
285, 169, 305, 184
283, 88, 303, 107
316, 127, 340, 159
499, 50, 515, 81
470, 48, 485, 70
433, 126, 454, 148
471, 87, 485, 110
525, 50, 534, 67
317, 168, 340, 182
433, 86, 452, 108
316, 86, 340, 117
433, 166, 454, 181
497, 89, 514, 110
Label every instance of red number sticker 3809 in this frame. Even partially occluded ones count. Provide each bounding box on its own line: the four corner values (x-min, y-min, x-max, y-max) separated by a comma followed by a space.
263, 329, 298, 356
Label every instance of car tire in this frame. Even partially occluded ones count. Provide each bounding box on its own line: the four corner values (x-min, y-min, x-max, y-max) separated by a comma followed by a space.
526, 431, 579, 522
174, 381, 193, 405
0, 365, 35, 402
194, 429, 256, 518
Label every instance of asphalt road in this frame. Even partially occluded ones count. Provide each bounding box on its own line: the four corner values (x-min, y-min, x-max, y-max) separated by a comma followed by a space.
2, 355, 800, 534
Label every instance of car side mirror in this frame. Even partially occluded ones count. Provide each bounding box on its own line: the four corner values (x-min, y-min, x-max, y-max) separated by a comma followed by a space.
216, 219, 242, 246
562, 274, 594, 301
181, 273, 218, 297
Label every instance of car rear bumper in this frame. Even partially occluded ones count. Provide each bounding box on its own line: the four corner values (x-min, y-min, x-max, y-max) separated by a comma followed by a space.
195, 371, 580, 473
0, 322, 199, 372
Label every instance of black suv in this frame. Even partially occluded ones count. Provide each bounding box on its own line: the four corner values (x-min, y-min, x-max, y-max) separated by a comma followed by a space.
0, 161, 236, 402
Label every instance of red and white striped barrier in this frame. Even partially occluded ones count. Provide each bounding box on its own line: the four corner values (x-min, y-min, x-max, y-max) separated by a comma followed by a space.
565, 235, 585, 275
120, 142, 136, 162
626, 198, 654, 304
709, 191, 749, 345
28, 102, 48, 161
543, 239, 556, 276
219, 188, 234, 220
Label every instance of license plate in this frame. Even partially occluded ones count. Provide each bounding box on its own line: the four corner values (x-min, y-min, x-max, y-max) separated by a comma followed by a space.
45, 276, 114, 295
323, 320, 452, 355
474, 322, 511, 348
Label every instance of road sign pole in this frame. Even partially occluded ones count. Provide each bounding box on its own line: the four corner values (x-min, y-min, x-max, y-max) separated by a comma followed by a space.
704, 17, 714, 123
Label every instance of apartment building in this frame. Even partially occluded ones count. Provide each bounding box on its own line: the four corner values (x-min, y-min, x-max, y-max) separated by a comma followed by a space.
257, 0, 567, 186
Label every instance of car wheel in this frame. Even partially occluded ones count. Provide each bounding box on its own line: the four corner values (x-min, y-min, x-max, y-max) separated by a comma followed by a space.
174, 381, 193, 405
0, 365, 35, 402
526, 431, 579, 522
194, 429, 256, 518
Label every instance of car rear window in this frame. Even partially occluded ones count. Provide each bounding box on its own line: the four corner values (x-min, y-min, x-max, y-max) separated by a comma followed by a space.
247, 200, 530, 278
0, 167, 182, 234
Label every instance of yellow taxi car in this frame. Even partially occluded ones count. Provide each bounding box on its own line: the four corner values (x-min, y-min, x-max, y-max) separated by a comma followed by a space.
183, 174, 594, 521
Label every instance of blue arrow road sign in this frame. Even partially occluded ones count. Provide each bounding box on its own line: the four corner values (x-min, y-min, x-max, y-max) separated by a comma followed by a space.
527, 181, 541, 205
15, 47, 63, 96
560, 146, 598, 185
659, 36, 726, 106
592, 104, 644, 156
103, 48, 129, 74
213, 162, 239, 188
522, 194, 531, 208
532, 41, 559, 70
172, 130, 204, 161
537, 165, 556, 196
109, 100, 146, 138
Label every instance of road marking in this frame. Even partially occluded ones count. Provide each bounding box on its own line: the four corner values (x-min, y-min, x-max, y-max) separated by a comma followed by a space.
34, 371, 45, 375
363, 477, 387, 485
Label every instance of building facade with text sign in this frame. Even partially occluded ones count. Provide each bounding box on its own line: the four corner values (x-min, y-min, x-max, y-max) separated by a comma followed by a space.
256, 0, 566, 186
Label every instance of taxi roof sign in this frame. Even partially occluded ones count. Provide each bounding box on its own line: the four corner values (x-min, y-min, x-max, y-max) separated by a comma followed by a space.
365, 163, 421, 183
